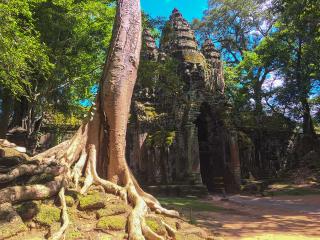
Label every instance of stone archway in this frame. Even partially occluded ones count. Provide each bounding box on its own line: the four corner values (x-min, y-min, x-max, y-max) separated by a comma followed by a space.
195, 102, 227, 193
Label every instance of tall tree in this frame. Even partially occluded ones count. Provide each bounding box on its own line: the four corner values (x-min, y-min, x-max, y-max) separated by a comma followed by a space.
0, 0, 52, 137
0, 0, 115, 139
193, 0, 275, 120
267, 0, 320, 135
0, 1, 179, 239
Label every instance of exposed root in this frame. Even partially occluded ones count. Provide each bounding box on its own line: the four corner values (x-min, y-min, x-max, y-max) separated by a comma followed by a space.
142, 218, 164, 240
0, 176, 64, 204
127, 182, 147, 240
0, 142, 179, 240
51, 187, 69, 240
70, 151, 87, 189
0, 162, 65, 184
32, 140, 70, 161
87, 145, 126, 199
162, 221, 176, 238
80, 161, 94, 195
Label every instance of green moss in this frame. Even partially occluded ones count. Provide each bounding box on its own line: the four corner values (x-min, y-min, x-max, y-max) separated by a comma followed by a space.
145, 216, 166, 236
65, 195, 75, 207
66, 229, 83, 239
96, 204, 128, 218
0, 147, 29, 159
34, 204, 60, 226
0, 222, 27, 238
165, 131, 176, 146
147, 130, 177, 147
144, 106, 158, 119
78, 192, 105, 210
96, 215, 127, 231
182, 52, 206, 65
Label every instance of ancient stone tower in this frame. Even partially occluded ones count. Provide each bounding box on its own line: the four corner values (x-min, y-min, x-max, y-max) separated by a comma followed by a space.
126, 9, 241, 194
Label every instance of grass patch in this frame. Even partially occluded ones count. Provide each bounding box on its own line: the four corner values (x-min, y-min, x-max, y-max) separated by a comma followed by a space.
267, 187, 320, 196
266, 183, 320, 196
158, 197, 226, 212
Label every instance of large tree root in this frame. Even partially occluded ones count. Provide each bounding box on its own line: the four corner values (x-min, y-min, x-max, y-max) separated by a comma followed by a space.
0, 141, 180, 240
51, 187, 69, 240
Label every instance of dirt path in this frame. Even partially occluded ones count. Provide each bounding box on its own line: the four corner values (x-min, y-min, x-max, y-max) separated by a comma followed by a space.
194, 195, 320, 240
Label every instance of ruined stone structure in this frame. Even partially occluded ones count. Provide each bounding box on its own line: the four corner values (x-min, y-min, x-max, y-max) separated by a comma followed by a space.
126, 9, 241, 194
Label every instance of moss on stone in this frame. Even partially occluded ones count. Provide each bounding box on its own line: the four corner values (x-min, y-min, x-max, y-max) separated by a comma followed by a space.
96, 215, 127, 231
145, 216, 166, 236
0, 203, 28, 239
182, 51, 206, 65
34, 204, 60, 226
0, 147, 29, 159
65, 195, 75, 207
66, 229, 83, 239
96, 204, 128, 218
0, 221, 27, 239
78, 192, 105, 210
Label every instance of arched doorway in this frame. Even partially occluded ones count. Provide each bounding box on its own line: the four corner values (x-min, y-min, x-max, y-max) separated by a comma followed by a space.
195, 102, 227, 193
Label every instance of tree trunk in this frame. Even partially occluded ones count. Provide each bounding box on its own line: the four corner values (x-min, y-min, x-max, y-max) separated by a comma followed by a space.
302, 97, 316, 136
296, 38, 316, 137
0, 89, 12, 138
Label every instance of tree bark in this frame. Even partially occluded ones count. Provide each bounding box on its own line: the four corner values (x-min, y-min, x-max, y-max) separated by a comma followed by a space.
296, 37, 316, 136
0, 89, 12, 138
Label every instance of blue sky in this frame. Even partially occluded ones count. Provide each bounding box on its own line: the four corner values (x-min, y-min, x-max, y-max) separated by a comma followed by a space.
141, 0, 207, 22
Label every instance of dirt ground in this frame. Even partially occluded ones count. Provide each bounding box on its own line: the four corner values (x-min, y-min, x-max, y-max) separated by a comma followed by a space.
193, 194, 320, 240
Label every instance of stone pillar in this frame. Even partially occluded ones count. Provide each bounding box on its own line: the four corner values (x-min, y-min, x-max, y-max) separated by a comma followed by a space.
185, 124, 202, 184
228, 130, 241, 191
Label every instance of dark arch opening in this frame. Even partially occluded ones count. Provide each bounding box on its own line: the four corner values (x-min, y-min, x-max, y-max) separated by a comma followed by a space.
195, 102, 226, 193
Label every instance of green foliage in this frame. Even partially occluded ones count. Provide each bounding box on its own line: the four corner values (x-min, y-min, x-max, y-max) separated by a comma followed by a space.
33, 0, 115, 113
260, 0, 320, 132
52, 112, 82, 127
197, 0, 320, 133
0, 0, 116, 128
195, 0, 275, 126
0, 0, 53, 97
137, 58, 183, 97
